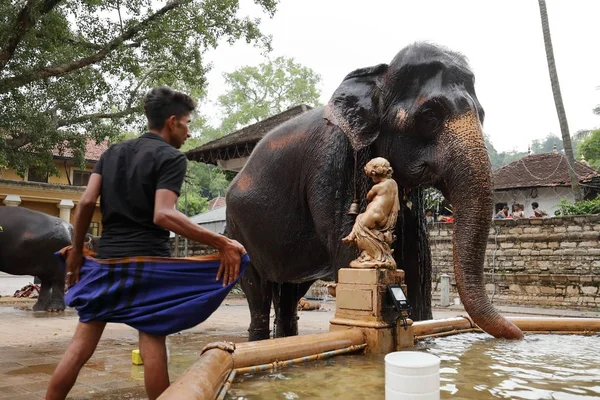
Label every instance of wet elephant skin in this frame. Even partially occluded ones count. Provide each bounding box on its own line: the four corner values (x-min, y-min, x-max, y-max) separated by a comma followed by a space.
226, 42, 523, 341
0, 207, 72, 311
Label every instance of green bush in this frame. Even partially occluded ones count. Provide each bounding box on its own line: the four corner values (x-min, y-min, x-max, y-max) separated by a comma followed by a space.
554, 196, 600, 216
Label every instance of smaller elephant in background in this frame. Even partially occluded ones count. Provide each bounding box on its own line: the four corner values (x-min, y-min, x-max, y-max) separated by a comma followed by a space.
0, 207, 73, 311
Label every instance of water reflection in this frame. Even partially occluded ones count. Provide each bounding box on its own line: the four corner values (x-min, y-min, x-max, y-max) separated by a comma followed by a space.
225, 334, 600, 399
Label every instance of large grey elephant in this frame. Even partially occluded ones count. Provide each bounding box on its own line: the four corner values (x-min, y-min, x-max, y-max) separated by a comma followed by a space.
226, 42, 523, 341
0, 207, 72, 311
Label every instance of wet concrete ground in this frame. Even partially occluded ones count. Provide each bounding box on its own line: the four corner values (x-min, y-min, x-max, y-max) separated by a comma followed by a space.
0, 296, 334, 399
0, 296, 598, 399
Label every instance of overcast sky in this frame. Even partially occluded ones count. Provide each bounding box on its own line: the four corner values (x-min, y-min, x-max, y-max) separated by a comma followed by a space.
199, 0, 599, 153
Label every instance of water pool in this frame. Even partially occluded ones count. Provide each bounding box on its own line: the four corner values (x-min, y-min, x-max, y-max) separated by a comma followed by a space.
225, 333, 600, 399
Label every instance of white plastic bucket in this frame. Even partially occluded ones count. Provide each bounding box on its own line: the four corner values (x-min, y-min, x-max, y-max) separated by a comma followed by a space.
384, 351, 440, 400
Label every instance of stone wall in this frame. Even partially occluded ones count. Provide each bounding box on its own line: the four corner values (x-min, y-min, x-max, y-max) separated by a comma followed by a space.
429, 215, 600, 310
170, 216, 600, 309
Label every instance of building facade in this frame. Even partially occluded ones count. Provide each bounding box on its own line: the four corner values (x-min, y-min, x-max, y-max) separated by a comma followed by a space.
0, 138, 107, 233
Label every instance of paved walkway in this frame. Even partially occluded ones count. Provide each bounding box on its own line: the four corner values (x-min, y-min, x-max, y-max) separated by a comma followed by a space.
0, 296, 597, 399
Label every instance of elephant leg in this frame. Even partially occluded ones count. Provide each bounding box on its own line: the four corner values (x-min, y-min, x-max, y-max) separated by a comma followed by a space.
33, 275, 52, 311
47, 272, 66, 312
272, 281, 315, 338
240, 263, 273, 341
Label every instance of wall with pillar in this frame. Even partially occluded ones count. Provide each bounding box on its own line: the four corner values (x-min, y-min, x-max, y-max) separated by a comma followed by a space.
0, 182, 102, 230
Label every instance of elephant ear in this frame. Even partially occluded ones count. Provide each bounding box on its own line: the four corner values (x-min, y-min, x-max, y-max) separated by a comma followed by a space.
324, 63, 388, 151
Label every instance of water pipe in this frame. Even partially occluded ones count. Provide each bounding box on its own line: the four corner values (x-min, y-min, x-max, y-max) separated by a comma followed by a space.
158, 328, 366, 400
412, 316, 600, 342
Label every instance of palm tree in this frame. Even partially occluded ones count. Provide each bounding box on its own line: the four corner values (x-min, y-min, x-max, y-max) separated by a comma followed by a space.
538, 0, 583, 201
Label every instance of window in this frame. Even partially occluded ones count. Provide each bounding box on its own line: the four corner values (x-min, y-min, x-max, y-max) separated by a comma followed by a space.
27, 166, 48, 183
88, 222, 99, 237
73, 170, 92, 186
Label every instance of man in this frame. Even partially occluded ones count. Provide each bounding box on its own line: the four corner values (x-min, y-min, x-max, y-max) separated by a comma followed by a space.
532, 202, 548, 218
46, 87, 246, 400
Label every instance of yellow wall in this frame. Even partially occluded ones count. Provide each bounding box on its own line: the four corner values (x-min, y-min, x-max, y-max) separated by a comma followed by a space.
0, 169, 24, 181
20, 200, 60, 217
0, 162, 102, 234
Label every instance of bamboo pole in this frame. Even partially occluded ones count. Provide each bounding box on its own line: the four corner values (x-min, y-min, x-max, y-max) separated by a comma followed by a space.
412, 316, 600, 341
215, 370, 237, 400
412, 317, 474, 337
234, 344, 367, 374
158, 329, 365, 400
157, 349, 233, 400
232, 328, 365, 368
508, 317, 600, 332
414, 328, 483, 341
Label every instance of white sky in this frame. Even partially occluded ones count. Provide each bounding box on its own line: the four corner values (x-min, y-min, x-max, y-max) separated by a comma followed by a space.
199, 0, 599, 153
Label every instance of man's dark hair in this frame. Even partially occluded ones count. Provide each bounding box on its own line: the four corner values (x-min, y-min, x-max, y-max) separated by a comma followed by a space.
143, 86, 196, 130
532, 202, 539, 208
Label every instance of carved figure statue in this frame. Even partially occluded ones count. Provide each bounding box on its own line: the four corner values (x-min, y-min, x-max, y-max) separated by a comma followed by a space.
342, 157, 399, 268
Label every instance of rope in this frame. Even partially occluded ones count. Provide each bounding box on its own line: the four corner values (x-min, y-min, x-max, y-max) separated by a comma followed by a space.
518, 156, 564, 181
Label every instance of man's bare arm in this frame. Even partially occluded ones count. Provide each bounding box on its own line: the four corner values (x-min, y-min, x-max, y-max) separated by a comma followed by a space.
154, 189, 245, 286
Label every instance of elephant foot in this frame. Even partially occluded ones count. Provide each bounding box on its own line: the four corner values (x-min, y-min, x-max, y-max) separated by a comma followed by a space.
274, 316, 299, 338
248, 328, 271, 341
32, 297, 49, 311
46, 300, 66, 312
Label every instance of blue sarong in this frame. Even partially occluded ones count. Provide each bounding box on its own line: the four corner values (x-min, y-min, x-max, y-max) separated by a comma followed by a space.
55, 248, 249, 336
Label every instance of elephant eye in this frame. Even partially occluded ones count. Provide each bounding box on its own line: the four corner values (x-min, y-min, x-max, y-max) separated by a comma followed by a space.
416, 102, 445, 136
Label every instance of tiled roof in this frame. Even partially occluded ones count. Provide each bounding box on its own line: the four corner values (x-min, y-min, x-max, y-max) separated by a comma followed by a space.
186, 104, 312, 164
208, 196, 226, 210
52, 138, 108, 162
493, 152, 600, 190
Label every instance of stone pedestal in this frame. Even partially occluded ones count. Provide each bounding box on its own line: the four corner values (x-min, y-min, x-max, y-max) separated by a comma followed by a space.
329, 268, 409, 354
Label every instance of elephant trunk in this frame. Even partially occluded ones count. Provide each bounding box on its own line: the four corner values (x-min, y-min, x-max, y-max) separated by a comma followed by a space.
439, 111, 523, 340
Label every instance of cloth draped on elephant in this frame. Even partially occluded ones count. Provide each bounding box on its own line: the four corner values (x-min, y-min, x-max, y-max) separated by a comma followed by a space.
55, 248, 249, 336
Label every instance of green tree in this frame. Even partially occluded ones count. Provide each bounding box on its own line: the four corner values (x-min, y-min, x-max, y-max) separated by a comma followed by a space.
0, 0, 277, 176
217, 56, 322, 132
538, 0, 582, 201
578, 129, 600, 170
530, 133, 563, 154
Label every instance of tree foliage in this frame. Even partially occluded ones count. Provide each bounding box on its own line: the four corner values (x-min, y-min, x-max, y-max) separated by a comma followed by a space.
174, 56, 323, 216
554, 195, 600, 216
485, 131, 594, 171
217, 56, 322, 132
578, 129, 600, 170
0, 0, 277, 176
530, 133, 563, 154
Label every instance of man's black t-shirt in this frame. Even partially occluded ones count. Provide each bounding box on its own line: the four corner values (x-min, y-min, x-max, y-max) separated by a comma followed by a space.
93, 133, 187, 259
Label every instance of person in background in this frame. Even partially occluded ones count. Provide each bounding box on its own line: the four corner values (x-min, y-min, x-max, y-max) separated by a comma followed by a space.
532, 202, 548, 218
425, 209, 434, 224
512, 204, 525, 219
495, 206, 509, 219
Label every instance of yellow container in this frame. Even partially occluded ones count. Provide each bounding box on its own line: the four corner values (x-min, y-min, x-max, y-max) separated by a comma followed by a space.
132, 349, 144, 365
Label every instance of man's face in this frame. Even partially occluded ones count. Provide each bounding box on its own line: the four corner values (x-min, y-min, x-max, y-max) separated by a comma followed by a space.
167, 114, 192, 149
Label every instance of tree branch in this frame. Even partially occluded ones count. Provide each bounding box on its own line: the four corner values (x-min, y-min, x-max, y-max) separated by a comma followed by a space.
126, 67, 162, 108
0, 0, 187, 93
56, 106, 141, 127
0, 0, 63, 72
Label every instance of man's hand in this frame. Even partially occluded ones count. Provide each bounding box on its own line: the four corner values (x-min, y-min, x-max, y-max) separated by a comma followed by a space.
65, 248, 83, 287
215, 239, 246, 287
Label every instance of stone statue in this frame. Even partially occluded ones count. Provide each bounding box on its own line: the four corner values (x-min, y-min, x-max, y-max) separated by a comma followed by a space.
342, 157, 400, 269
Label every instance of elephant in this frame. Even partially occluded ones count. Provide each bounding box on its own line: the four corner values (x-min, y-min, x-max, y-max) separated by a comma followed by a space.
0, 206, 72, 311
226, 42, 524, 341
